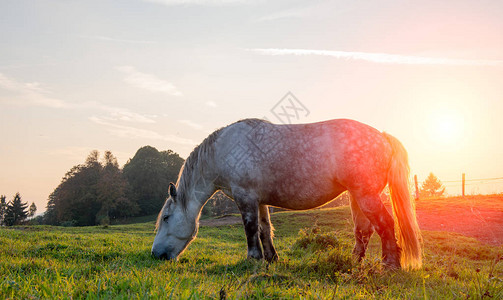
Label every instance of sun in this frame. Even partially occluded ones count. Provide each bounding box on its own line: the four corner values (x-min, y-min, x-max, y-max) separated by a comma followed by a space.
427, 109, 465, 148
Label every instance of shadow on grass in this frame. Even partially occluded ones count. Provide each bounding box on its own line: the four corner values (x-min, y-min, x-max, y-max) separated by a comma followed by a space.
205, 259, 262, 276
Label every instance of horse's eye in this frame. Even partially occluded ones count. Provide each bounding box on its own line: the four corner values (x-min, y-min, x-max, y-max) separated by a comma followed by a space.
163, 215, 169, 223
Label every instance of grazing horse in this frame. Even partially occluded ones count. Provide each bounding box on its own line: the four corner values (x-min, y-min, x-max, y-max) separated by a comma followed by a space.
152, 119, 422, 270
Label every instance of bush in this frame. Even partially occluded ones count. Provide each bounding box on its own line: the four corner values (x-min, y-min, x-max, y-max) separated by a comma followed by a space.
292, 226, 340, 251
314, 247, 354, 275
292, 226, 355, 277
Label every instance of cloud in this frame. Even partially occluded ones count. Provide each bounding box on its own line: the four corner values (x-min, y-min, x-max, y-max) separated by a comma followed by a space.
179, 119, 204, 130
117, 66, 182, 96
30, 96, 69, 108
255, 9, 305, 22
78, 35, 158, 44
205, 100, 217, 107
82, 101, 157, 123
0, 72, 69, 108
90, 117, 196, 145
0, 72, 158, 124
0, 73, 49, 94
102, 110, 156, 123
143, 0, 259, 6
0, 62, 57, 70
250, 48, 503, 66
0, 72, 30, 91
254, 2, 362, 23
254, 2, 338, 22
0, 72, 191, 146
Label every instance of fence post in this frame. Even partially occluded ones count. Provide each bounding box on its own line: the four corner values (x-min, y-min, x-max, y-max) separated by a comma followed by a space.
462, 173, 465, 197
414, 175, 419, 200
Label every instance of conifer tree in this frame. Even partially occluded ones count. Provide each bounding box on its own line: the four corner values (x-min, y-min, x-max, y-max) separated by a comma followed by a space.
0, 195, 7, 225
28, 202, 37, 218
4, 193, 28, 226
419, 173, 446, 198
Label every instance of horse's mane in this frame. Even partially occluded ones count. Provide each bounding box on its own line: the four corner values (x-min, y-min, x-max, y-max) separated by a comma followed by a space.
176, 118, 269, 208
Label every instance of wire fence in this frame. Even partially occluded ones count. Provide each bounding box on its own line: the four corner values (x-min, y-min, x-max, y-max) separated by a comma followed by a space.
416, 175, 503, 195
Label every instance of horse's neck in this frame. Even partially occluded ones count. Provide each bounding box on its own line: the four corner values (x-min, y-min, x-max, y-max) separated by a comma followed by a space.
178, 172, 217, 216
192, 179, 217, 205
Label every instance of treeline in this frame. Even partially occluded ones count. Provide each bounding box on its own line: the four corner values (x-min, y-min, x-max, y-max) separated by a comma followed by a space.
0, 193, 36, 226
44, 146, 184, 226
5, 146, 448, 228
201, 191, 239, 217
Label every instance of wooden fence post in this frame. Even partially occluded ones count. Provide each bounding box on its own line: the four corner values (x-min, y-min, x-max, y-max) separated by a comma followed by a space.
462, 173, 465, 197
414, 175, 419, 200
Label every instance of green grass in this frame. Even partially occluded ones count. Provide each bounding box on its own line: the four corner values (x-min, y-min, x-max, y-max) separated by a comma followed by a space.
1, 206, 502, 299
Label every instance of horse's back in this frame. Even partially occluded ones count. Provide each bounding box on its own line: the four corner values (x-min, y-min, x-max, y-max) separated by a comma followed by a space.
215, 119, 392, 209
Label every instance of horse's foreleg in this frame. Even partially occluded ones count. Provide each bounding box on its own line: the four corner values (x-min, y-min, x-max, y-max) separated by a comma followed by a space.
258, 205, 278, 262
349, 194, 375, 261
234, 192, 263, 260
352, 192, 400, 269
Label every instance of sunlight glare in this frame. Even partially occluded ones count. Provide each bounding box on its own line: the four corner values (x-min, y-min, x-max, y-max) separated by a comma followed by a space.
427, 108, 465, 148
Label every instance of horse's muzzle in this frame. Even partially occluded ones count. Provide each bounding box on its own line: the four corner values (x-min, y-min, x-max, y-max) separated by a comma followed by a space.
151, 248, 176, 260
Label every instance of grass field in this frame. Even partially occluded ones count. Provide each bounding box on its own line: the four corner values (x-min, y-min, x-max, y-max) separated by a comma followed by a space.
415, 194, 503, 212
1, 202, 502, 299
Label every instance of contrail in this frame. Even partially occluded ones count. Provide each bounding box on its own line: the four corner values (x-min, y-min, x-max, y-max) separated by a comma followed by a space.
250, 48, 503, 66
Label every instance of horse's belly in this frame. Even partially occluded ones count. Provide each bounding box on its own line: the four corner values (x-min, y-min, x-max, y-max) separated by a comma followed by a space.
263, 183, 346, 210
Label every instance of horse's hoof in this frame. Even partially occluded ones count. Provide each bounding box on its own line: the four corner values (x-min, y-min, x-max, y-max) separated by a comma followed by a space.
352, 250, 365, 262
247, 249, 263, 260
383, 261, 401, 271
265, 253, 279, 263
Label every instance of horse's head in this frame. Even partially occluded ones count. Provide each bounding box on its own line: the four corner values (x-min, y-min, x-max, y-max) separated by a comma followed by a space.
151, 183, 198, 260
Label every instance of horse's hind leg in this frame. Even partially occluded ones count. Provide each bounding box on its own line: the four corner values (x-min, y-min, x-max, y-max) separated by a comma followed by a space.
349, 194, 375, 261
351, 191, 400, 269
233, 189, 263, 260
259, 205, 278, 262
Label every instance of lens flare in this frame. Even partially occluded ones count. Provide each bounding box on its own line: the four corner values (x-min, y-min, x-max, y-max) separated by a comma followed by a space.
428, 110, 465, 147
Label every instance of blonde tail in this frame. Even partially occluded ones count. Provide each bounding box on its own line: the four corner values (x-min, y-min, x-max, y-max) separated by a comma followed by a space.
383, 132, 422, 270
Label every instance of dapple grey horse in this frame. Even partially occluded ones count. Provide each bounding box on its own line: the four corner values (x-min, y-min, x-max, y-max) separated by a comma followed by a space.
152, 119, 422, 270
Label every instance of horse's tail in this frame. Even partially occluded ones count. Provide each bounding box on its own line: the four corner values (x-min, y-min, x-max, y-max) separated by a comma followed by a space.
383, 132, 422, 270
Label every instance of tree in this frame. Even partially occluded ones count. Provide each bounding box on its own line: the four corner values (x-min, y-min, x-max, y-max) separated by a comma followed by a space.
4, 193, 28, 226
46, 150, 143, 226
96, 151, 138, 225
45, 151, 103, 226
44, 189, 58, 225
123, 146, 184, 215
202, 191, 239, 217
28, 202, 37, 218
45, 147, 184, 226
0, 195, 7, 225
419, 172, 446, 198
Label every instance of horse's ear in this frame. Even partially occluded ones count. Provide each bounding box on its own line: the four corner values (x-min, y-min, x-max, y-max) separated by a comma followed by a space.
169, 182, 177, 198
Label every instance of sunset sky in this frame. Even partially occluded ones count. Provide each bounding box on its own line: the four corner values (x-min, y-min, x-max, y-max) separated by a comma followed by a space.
1, 0, 502, 212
